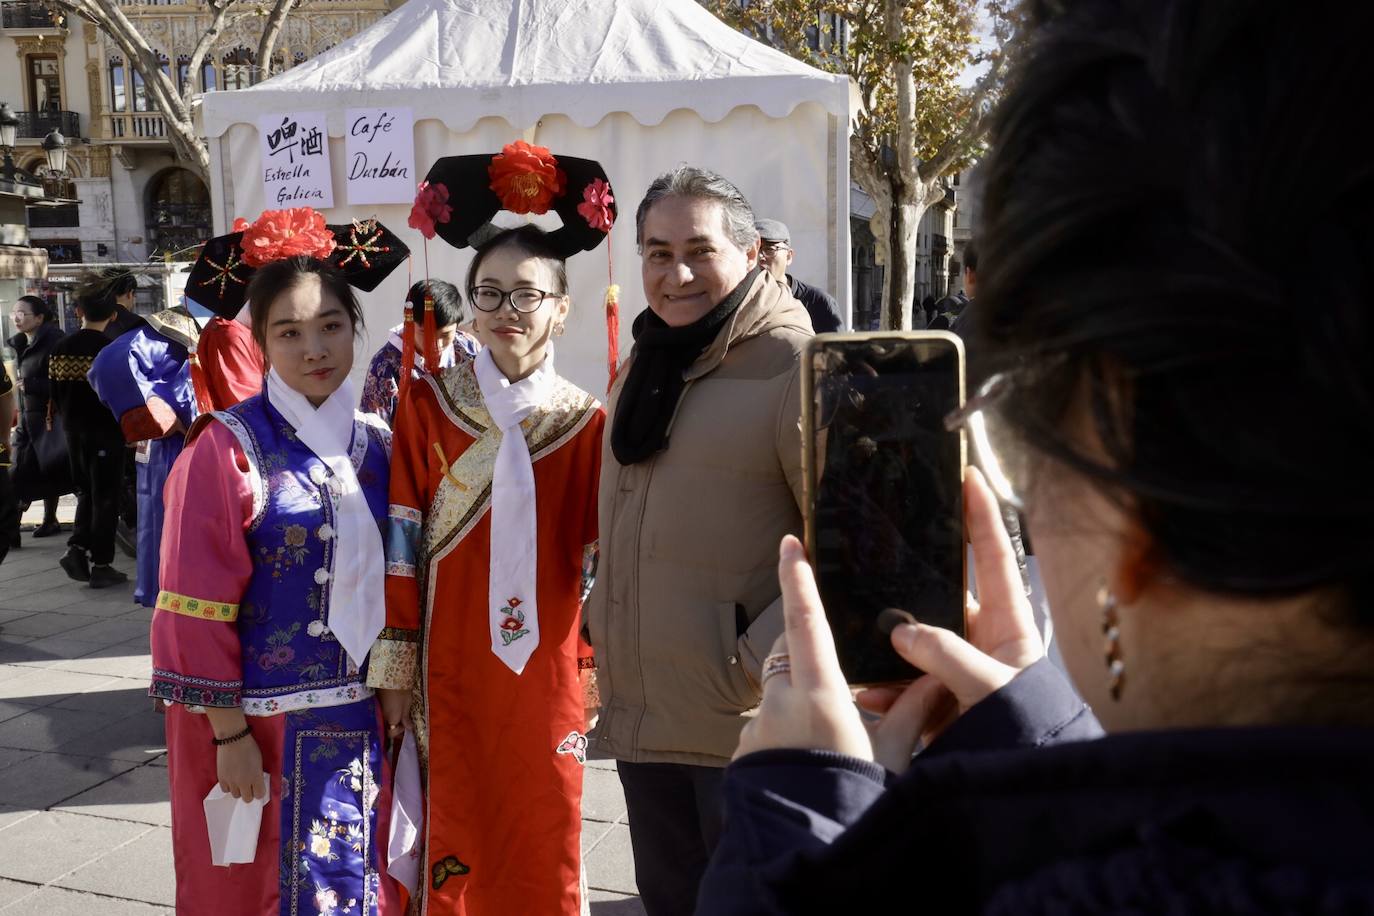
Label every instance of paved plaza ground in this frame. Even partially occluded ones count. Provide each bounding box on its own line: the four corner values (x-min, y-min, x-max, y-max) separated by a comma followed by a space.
0, 505, 645, 914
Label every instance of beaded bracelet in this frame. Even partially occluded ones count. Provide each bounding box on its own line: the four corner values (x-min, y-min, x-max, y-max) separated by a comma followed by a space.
212, 724, 252, 747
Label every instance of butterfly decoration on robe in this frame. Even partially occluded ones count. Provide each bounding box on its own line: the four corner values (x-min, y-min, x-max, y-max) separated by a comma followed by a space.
431, 854, 470, 891
556, 730, 588, 765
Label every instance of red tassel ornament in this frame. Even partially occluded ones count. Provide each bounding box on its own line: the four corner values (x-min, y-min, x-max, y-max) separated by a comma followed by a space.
605, 283, 621, 389
399, 301, 417, 404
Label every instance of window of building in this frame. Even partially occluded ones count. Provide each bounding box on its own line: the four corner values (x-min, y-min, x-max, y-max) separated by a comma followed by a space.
28, 55, 61, 112
176, 55, 191, 93
146, 168, 212, 260
222, 47, 255, 90
201, 60, 217, 92
34, 240, 83, 265
132, 67, 150, 112
28, 202, 80, 228
109, 56, 127, 112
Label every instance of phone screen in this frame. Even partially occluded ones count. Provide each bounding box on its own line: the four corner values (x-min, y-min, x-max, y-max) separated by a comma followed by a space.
806, 335, 965, 684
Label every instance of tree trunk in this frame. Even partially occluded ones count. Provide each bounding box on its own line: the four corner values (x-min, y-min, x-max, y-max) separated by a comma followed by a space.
257, 0, 299, 83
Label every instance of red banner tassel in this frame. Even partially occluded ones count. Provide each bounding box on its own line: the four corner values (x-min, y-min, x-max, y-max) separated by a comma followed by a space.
188, 350, 214, 417
605, 282, 621, 390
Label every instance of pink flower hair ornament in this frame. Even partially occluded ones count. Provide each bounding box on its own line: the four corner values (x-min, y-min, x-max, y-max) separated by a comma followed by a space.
577, 179, 615, 232
408, 180, 453, 240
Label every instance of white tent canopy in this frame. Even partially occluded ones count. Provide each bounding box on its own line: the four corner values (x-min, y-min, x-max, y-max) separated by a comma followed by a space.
199, 0, 850, 395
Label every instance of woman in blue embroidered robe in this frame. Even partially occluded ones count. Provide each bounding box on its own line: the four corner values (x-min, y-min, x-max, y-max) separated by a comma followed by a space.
151, 243, 402, 916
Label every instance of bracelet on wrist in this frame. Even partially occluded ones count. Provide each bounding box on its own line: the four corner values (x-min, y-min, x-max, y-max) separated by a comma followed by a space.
212, 724, 252, 746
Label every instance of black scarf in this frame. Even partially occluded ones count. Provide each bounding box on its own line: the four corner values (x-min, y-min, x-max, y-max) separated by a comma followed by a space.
610, 269, 760, 465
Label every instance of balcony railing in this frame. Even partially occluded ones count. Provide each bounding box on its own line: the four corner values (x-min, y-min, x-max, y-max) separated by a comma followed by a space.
1, 1, 56, 28
12, 110, 80, 139
106, 111, 167, 140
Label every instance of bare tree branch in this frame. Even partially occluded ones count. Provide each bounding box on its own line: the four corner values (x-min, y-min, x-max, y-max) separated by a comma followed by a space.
257, 0, 301, 83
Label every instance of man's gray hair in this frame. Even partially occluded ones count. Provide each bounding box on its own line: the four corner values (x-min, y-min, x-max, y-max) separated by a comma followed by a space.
635, 165, 758, 251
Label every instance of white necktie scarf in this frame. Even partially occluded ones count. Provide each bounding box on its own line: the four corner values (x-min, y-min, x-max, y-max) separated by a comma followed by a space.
474, 347, 555, 675
266, 369, 385, 669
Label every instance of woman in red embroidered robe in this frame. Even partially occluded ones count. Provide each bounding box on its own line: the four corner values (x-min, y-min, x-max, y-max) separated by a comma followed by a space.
370, 226, 603, 915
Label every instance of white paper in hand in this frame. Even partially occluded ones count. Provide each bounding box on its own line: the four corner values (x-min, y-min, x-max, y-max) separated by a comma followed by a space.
387, 732, 424, 895
203, 774, 271, 867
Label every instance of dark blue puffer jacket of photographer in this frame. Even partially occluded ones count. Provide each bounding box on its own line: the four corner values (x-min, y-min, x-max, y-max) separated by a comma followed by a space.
697, 660, 1374, 915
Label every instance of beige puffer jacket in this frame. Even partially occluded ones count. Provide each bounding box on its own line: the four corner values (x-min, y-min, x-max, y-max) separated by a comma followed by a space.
586, 273, 812, 766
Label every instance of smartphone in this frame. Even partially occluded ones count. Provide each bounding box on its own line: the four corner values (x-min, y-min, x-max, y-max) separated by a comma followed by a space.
801, 332, 967, 685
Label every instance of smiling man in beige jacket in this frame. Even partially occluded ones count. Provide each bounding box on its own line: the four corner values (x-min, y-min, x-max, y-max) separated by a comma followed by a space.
585, 165, 813, 916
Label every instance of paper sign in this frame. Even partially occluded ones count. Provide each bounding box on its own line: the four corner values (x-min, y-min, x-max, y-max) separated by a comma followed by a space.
345, 107, 416, 206
259, 111, 334, 209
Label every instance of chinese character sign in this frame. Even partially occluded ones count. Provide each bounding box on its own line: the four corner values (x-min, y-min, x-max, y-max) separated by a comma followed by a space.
258, 111, 334, 209
345, 107, 416, 205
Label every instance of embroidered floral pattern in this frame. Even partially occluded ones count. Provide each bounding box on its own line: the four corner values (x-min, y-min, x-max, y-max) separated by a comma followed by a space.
150, 668, 241, 707
365, 639, 417, 691
155, 589, 238, 622
241, 683, 370, 717
496, 596, 530, 645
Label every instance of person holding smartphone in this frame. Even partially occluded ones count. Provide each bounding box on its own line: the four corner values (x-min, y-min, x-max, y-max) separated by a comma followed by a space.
697, 0, 1374, 911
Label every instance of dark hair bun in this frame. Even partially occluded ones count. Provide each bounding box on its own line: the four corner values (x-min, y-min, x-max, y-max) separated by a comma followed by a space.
973, 0, 1374, 609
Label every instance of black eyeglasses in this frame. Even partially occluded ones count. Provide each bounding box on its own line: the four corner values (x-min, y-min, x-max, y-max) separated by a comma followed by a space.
760, 242, 790, 256
468, 286, 558, 314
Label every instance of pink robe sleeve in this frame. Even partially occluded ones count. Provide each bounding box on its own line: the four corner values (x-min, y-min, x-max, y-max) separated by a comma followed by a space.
149, 421, 254, 708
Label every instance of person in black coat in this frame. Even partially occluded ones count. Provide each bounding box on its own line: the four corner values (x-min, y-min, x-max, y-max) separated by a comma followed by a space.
50, 291, 129, 590
7, 295, 70, 537
698, 2, 1374, 912
755, 219, 843, 333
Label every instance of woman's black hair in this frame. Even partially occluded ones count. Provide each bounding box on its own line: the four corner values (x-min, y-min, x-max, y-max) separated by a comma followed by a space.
406, 279, 464, 328
464, 225, 569, 305
972, 0, 1374, 614
246, 256, 362, 349
16, 295, 53, 323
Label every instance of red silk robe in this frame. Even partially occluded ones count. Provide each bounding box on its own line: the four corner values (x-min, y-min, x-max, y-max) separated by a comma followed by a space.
197, 317, 265, 409
369, 360, 602, 916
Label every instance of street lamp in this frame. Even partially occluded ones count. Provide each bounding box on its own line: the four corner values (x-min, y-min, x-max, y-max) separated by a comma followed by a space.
0, 102, 18, 183
42, 127, 68, 178
0, 103, 16, 150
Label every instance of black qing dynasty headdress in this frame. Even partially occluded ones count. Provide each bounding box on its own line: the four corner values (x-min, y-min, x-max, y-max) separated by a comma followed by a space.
183, 207, 410, 410
407, 141, 620, 389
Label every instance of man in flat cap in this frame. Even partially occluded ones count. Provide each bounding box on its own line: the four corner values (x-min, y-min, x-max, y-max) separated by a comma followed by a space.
755, 218, 843, 333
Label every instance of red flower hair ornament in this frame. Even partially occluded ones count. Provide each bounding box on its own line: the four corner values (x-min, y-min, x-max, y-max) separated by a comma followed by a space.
408, 180, 452, 240
488, 141, 566, 215
239, 207, 337, 268
577, 178, 615, 232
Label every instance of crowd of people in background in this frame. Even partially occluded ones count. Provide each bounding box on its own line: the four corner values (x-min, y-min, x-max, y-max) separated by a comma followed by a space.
3, 0, 1369, 913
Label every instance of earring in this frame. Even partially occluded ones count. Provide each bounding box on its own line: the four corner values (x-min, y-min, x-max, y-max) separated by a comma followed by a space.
554, 322, 566, 337
1098, 584, 1125, 701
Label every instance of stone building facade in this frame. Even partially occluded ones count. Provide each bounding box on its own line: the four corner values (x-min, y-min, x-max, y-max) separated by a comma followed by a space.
1, 0, 395, 291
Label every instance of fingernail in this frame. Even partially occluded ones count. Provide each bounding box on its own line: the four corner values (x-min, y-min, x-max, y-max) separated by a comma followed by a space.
892, 623, 918, 652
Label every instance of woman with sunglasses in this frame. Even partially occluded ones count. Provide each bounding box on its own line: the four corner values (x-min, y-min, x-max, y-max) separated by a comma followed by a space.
696, 0, 1374, 912
371, 224, 604, 915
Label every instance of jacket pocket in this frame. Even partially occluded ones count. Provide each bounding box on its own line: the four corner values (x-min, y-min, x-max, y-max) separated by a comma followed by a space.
717, 601, 762, 710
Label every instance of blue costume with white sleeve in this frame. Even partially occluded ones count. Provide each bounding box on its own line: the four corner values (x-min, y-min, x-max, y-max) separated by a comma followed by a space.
87, 307, 202, 606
